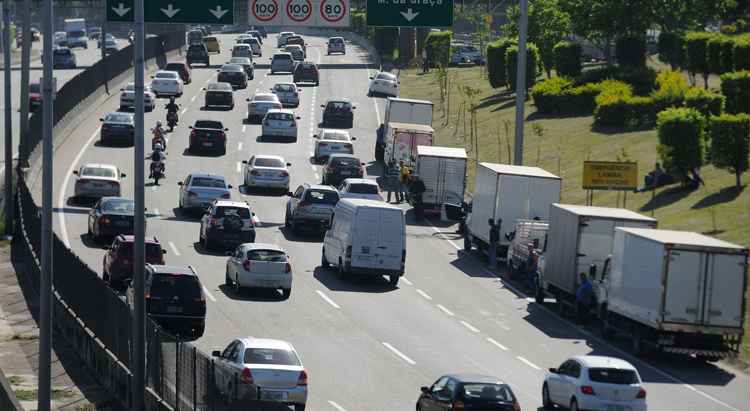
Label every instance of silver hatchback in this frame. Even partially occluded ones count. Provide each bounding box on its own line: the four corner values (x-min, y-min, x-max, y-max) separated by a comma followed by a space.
285, 183, 340, 234
270, 53, 295, 74
177, 173, 233, 212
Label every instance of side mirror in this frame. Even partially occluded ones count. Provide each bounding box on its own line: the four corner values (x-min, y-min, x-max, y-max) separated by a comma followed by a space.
246, 98, 250, 101
224, 128, 229, 131
188, 126, 193, 129
286, 191, 293, 197
211, 350, 221, 357
242, 160, 248, 164
202, 87, 206, 91
352, 106, 357, 109
420, 386, 429, 394
102, 246, 110, 250
361, 162, 366, 166
121, 173, 127, 178
351, 137, 357, 141
443, 203, 465, 222
72, 170, 79, 175
369, 76, 373, 79
227, 184, 233, 189
99, 118, 104, 122
548, 368, 558, 374
313, 134, 318, 138
216, 69, 220, 72
120, 88, 125, 91
320, 104, 325, 108
286, 162, 292, 166
150, 75, 154, 78
296, 116, 301, 120
162, 249, 167, 254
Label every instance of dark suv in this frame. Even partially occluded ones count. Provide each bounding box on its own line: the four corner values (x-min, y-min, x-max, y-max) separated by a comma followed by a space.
199, 200, 257, 250
127, 265, 206, 339
293, 62, 319, 86
322, 154, 365, 186
322, 100, 355, 128
103, 235, 166, 292
187, 44, 210, 67
165, 61, 192, 84
189, 119, 229, 154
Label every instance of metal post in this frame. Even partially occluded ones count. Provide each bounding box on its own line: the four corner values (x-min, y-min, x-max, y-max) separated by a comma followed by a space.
38, 0, 55, 406
132, 0, 146, 406
513, 0, 528, 166
101, 18, 108, 93
3, 0, 13, 236
18, 0, 31, 169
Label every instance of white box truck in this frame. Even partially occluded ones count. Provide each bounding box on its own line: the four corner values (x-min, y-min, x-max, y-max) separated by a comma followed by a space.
376, 97, 433, 165
464, 163, 561, 256
603, 228, 747, 358
537, 204, 656, 307
415, 145, 467, 212
64, 18, 88, 49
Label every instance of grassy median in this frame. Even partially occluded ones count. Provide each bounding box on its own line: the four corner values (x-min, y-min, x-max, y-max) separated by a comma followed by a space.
399, 65, 750, 362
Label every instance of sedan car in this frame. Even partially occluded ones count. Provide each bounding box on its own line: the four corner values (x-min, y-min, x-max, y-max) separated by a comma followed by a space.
188, 119, 229, 154
103, 235, 165, 292
543, 356, 647, 411
243, 155, 291, 190
225, 244, 292, 298
270, 53, 295, 74
73, 164, 126, 199
270, 82, 300, 107
242, 37, 262, 56
277, 31, 295, 47
99, 112, 135, 145
322, 154, 364, 186
87, 197, 137, 240
327, 37, 345, 54
284, 44, 305, 62
338, 178, 382, 201
119, 83, 156, 111
212, 338, 307, 410
417, 374, 520, 411
368, 71, 399, 97
313, 129, 355, 162
165, 61, 192, 84
247, 30, 263, 44
261, 110, 299, 140
99, 34, 118, 54
232, 44, 253, 59
321, 99, 355, 128
217, 64, 248, 89
150, 70, 184, 97
52, 47, 76, 68
293, 62, 318, 85
203, 82, 234, 109
178, 173, 233, 212
199, 200, 257, 250
246, 93, 282, 123
227, 57, 254, 79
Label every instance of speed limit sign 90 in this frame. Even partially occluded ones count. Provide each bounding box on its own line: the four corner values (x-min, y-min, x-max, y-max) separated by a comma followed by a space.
251, 0, 279, 22
319, 0, 347, 24
286, 0, 313, 22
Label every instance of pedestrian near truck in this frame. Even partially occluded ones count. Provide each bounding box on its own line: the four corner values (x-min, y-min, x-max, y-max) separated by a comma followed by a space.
385, 160, 400, 203
488, 218, 500, 270
576, 272, 594, 324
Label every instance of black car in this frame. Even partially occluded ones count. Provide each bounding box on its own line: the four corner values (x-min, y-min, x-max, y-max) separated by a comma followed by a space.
203, 82, 234, 109
293, 61, 318, 85
189, 119, 228, 154
417, 374, 520, 411
128, 265, 206, 339
226, 57, 254, 79
187, 44, 210, 66
322, 154, 364, 186
99, 112, 135, 145
87, 197, 137, 240
321, 99, 355, 128
247, 30, 263, 44
253, 26, 267, 38
217, 64, 248, 89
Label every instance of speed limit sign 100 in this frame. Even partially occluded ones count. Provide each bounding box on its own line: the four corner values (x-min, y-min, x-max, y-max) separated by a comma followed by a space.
319, 0, 347, 24
286, 0, 313, 22
252, 0, 279, 22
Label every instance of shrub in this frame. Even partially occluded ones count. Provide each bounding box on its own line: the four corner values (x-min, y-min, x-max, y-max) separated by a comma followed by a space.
616, 36, 647, 67
652, 70, 689, 110
709, 113, 750, 187
506, 43, 540, 92
685, 31, 715, 88
658, 31, 685, 69
530, 77, 602, 115
685, 88, 725, 117
595, 80, 633, 106
734, 38, 750, 70
721, 36, 736, 72
619, 66, 657, 96
486, 38, 516, 89
575, 66, 620, 85
425, 31, 452, 68
595, 96, 657, 128
708, 35, 731, 74
657, 108, 706, 179
720, 71, 750, 114
553, 41, 582, 78
351, 12, 369, 38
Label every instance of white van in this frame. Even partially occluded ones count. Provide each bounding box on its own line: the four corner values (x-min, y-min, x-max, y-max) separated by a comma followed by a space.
322, 199, 406, 285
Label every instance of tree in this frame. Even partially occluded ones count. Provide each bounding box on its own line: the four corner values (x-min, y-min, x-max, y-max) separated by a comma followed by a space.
486, 38, 516, 89
651, 0, 733, 32
504, 0, 571, 78
709, 113, 750, 188
553, 41, 582, 77
507, 43, 540, 93
657, 108, 706, 181
685, 31, 715, 89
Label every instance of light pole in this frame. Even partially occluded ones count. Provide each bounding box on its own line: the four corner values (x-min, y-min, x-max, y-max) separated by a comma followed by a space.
512, 0, 527, 166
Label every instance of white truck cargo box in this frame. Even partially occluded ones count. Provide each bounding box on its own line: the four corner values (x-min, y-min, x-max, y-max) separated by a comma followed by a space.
416, 146, 467, 209
384, 97, 433, 127
385, 123, 434, 165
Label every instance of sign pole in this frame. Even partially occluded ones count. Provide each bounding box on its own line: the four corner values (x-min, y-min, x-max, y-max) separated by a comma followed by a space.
3, 0, 14, 237
18, 0, 31, 169
512, 0, 527, 166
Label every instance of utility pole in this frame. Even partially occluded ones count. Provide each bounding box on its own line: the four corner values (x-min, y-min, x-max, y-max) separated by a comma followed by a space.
101, 16, 108, 93
18, 0, 31, 169
3, 0, 14, 236
512, 0, 527, 166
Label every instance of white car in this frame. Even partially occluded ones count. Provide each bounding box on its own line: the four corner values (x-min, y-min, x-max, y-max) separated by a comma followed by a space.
225, 244, 293, 297
231, 44, 253, 59
277, 31, 295, 48
243, 154, 291, 190
313, 129, 355, 162
119, 83, 156, 111
246, 93, 282, 123
73, 163, 126, 199
338, 178, 382, 201
270, 82, 301, 107
368, 71, 399, 97
150, 70, 184, 97
543, 356, 647, 411
261, 110, 299, 140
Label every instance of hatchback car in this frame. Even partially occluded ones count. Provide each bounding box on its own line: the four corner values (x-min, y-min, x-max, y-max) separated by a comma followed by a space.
284, 44, 305, 62
270, 53, 295, 74
211, 338, 307, 410
338, 178, 382, 201
293, 61, 319, 85
417, 374, 520, 411
203, 35, 221, 53
203, 82, 234, 109
178, 173, 233, 212
187, 44, 210, 66
103, 235, 166, 292
232, 44, 253, 59
243, 37, 262, 56
187, 29, 204, 45
243, 155, 291, 190
120, 83, 156, 111
225, 244, 292, 298
165, 61, 192, 84
262, 110, 299, 140
100, 35, 118, 55
285, 184, 340, 234
53, 32, 67, 47
73, 164, 126, 199
322, 154, 365, 186
321, 99, 355, 128
87, 197, 138, 240
188, 119, 229, 154
217, 64, 248, 89
277, 31, 295, 48
199, 200, 257, 250
327, 37, 346, 55
150, 70, 184, 97
313, 129, 355, 162
127, 265, 206, 339
270, 82, 301, 107
451, 44, 484, 66
227, 57, 255, 79
99, 112, 135, 145
543, 356, 647, 411
368, 71, 399, 97
52, 47, 76, 68
246, 93, 283, 123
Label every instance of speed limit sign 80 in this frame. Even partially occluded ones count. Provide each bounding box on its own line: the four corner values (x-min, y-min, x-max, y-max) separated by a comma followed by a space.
319, 0, 348, 26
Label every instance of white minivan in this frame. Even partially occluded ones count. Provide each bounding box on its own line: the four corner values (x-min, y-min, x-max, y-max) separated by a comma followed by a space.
322, 199, 405, 286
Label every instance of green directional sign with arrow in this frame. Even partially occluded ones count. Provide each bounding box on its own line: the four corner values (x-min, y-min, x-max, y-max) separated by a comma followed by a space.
366, 0, 453, 27
106, 0, 234, 24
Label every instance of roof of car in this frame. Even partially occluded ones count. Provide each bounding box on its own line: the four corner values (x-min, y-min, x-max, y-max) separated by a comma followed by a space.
239, 337, 294, 351
285, 44, 302, 49
253, 92, 278, 100
253, 154, 286, 161
273, 52, 293, 57
230, 57, 252, 63
82, 163, 118, 171
325, 98, 351, 105
233, 44, 251, 48
328, 153, 358, 160
445, 374, 505, 385
220, 64, 243, 71
274, 82, 297, 87
573, 355, 637, 370
242, 243, 285, 252
155, 70, 179, 76
342, 178, 377, 185
147, 265, 197, 276
304, 183, 338, 191
117, 234, 161, 244
207, 82, 232, 91
265, 109, 294, 115
212, 199, 250, 208
188, 172, 225, 180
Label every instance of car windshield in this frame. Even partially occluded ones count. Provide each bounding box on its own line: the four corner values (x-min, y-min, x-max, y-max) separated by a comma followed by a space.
231, 58, 250, 65
329, 38, 343, 44
69, 30, 85, 38
301, 64, 315, 70
156, 72, 177, 79
207, 83, 232, 91
190, 177, 225, 188
105, 113, 133, 123
29, 84, 40, 93
330, 157, 359, 167
81, 167, 116, 178
274, 54, 292, 61
222, 65, 243, 72
588, 368, 639, 385
276, 84, 295, 92
347, 183, 378, 194
376, 73, 396, 81
188, 45, 205, 51
244, 348, 300, 365
266, 112, 293, 121
254, 95, 277, 102
118, 242, 163, 258
326, 102, 351, 111
321, 132, 348, 141
234, 45, 250, 51
304, 189, 339, 204
194, 120, 223, 129
254, 157, 285, 167
102, 198, 135, 212
462, 384, 515, 402
246, 249, 287, 262
53, 49, 71, 56
150, 274, 202, 299
215, 206, 251, 219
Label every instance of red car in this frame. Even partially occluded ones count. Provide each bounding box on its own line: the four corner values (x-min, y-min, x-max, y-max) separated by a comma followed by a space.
102, 235, 166, 292
165, 61, 191, 84
29, 83, 41, 112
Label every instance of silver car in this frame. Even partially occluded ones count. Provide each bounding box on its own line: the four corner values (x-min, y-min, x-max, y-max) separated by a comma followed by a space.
177, 173, 233, 212
270, 53, 295, 74
224, 243, 292, 298
285, 183, 340, 234
73, 163, 126, 199
270, 82, 301, 107
246, 93, 282, 123
211, 337, 307, 410
243, 154, 291, 190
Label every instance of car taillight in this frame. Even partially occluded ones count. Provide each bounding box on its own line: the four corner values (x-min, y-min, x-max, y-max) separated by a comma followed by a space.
145, 293, 151, 300
580, 386, 595, 395
243, 259, 251, 271
280, 171, 289, 177
451, 401, 464, 411
297, 369, 308, 386
100, 217, 111, 225
219, 131, 226, 141
284, 262, 291, 273
188, 191, 198, 197
636, 388, 646, 399
251, 170, 260, 176
240, 368, 254, 384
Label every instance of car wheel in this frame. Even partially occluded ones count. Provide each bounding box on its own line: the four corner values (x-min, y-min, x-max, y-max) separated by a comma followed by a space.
569, 398, 579, 411
321, 249, 329, 268
389, 274, 399, 286
234, 273, 242, 294
542, 383, 553, 409
282, 288, 291, 299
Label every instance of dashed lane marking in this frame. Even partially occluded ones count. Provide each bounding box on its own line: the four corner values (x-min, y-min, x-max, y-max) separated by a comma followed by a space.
381, 342, 416, 366
516, 356, 541, 371
316, 290, 341, 309
168, 241, 180, 256
486, 337, 509, 351
328, 401, 347, 411
416, 289, 432, 300
460, 320, 480, 333
436, 304, 454, 316
202, 286, 217, 302
401, 277, 413, 286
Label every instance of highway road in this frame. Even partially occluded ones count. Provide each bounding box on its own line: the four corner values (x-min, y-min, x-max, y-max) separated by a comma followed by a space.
34, 33, 750, 410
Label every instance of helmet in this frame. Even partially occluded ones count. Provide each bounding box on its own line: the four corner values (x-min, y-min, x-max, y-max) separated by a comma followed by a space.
169, 96, 176, 103
156, 120, 162, 127
154, 143, 163, 151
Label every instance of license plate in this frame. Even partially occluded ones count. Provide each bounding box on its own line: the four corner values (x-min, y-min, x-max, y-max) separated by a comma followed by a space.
340, 171, 351, 176
259, 280, 278, 287
114, 220, 130, 227
202, 142, 213, 147
166, 306, 183, 313
92, 183, 104, 188
260, 390, 287, 401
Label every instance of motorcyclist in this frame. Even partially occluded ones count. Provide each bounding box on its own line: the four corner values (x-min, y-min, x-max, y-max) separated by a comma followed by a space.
149, 143, 166, 179
152, 120, 166, 149
165, 97, 179, 122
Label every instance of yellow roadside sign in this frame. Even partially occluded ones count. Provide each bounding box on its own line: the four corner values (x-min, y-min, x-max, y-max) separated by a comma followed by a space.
484, 14, 492, 24
582, 161, 638, 191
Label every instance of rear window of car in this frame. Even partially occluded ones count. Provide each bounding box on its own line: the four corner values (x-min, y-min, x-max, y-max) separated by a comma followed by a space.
82, 167, 116, 178
117, 242, 163, 258
188, 45, 205, 52
194, 120, 223, 129
156, 72, 178, 79
275, 84, 295, 92
53, 49, 71, 56
330, 157, 359, 167
304, 189, 339, 204
266, 112, 293, 121
102, 199, 134, 212
461, 383, 515, 402
326, 101, 351, 111
348, 184, 378, 194
244, 348, 300, 365
221, 64, 243, 72
165, 63, 185, 72
273, 54, 292, 61
588, 368, 639, 385
254, 157, 285, 167
247, 249, 287, 262
321, 132, 348, 141
231, 58, 251, 65
207, 83, 232, 91
150, 274, 202, 300
190, 177, 226, 188
254, 95, 277, 102
301, 63, 316, 70
215, 206, 251, 219
105, 113, 133, 123
29, 84, 40, 93
376, 73, 396, 80
329, 38, 343, 44
234, 45, 250, 50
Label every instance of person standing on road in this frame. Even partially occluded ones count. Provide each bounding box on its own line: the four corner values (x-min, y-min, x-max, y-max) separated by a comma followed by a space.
422, 49, 429, 73
576, 272, 594, 324
488, 218, 500, 270
385, 160, 400, 203
399, 161, 411, 203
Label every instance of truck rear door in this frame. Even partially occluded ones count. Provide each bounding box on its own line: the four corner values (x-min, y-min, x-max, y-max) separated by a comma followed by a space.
352, 208, 403, 271
576, 219, 616, 281
419, 156, 440, 205
440, 157, 465, 206
704, 253, 746, 329
663, 250, 704, 325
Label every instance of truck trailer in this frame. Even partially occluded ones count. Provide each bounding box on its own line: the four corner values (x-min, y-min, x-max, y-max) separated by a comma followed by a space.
415, 145, 467, 212
376, 97, 433, 165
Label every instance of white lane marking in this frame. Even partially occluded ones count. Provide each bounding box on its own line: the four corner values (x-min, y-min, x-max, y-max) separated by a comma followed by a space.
460, 320, 480, 333
202, 286, 217, 302
486, 337, 509, 351
168, 241, 181, 256
190, 95, 197, 102
237, 142, 243, 151
58, 127, 101, 247
415, 289, 432, 300
242, 125, 247, 133
401, 277, 413, 286
381, 342, 416, 365
516, 356, 541, 371
436, 304, 455, 316
328, 400, 347, 411
367, 68, 383, 126
151, 186, 157, 191
316, 290, 341, 309
236, 162, 242, 173
427, 220, 462, 250
181, 107, 188, 115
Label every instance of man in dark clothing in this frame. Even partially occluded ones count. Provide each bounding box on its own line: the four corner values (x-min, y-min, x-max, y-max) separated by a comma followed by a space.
409, 174, 426, 218
576, 272, 594, 324
488, 219, 500, 269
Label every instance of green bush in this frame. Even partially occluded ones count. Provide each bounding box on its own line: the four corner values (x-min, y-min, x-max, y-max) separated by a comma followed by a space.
351, 12, 369, 38
595, 96, 657, 128
685, 88, 725, 117
720, 71, 750, 114
425, 31, 452, 68
721, 36, 736, 72
652, 70, 690, 110
685, 32, 715, 88
708, 35, 731, 74
657, 108, 706, 179
658, 31, 685, 69
595, 80, 633, 106
575, 66, 620, 85
486, 38, 516, 89
709, 113, 750, 187
615, 36, 647, 67
734, 38, 750, 70
506, 43, 540, 92
619, 66, 657, 96
530, 77, 601, 115
553, 41, 582, 78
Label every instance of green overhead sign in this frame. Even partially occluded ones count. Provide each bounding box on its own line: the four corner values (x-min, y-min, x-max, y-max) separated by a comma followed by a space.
106, 0, 234, 24
365, 0, 453, 27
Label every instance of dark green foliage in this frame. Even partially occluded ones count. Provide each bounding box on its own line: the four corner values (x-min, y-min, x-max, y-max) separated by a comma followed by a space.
708, 35, 731, 74
658, 31, 685, 69
615, 35, 647, 67
553, 41, 582, 77
709, 113, 750, 187
685, 31, 715, 88
425, 31, 452, 68
486, 38, 516, 89
531, 77, 602, 115
657, 108, 706, 179
720, 71, 750, 114
618, 66, 657, 96
595, 96, 657, 128
685, 88, 725, 117
734, 38, 750, 70
575, 66, 621, 85
506, 43, 540, 92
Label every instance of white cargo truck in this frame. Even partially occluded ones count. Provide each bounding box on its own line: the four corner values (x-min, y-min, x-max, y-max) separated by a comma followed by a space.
64, 18, 88, 49
537, 204, 656, 307
464, 163, 561, 256
603, 228, 747, 358
415, 146, 467, 212
376, 97, 434, 166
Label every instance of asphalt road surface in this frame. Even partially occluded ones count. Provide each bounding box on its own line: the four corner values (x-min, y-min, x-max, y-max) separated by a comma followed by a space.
32, 33, 750, 411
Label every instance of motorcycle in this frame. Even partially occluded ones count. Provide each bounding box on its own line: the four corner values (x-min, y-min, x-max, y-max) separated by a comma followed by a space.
151, 128, 167, 151
150, 161, 165, 185
166, 110, 178, 131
